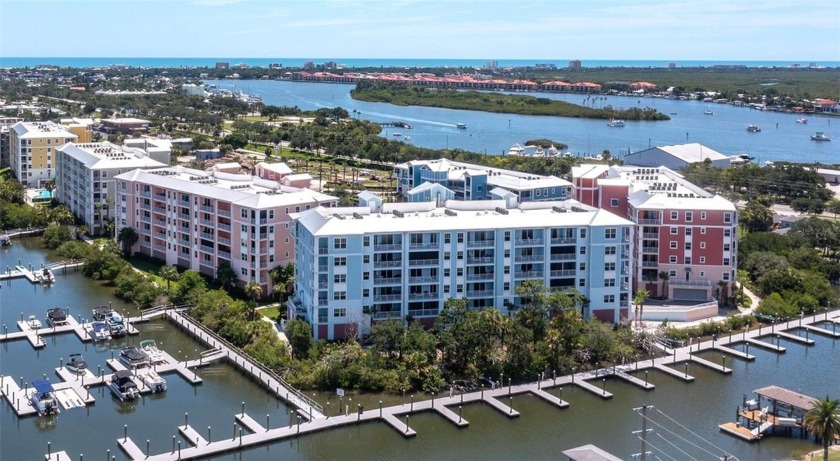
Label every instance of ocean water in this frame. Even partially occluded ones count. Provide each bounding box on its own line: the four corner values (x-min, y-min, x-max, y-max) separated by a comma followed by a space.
2, 57, 838, 69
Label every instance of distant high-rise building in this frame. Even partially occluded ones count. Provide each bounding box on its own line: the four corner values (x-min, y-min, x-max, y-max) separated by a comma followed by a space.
303, 61, 315, 70
485, 60, 498, 69
668, 62, 677, 69
215, 62, 230, 69
569, 60, 582, 69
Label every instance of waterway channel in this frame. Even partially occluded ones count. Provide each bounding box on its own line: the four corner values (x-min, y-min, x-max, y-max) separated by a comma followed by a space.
205, 79, 838, 165
2, 238, 838, 460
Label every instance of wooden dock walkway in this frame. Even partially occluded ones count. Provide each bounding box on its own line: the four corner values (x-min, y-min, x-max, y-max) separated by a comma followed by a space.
774, 330, 816, 345
746, 338, 786, 353
802, 324, 840, 338
714, 345, 755, 361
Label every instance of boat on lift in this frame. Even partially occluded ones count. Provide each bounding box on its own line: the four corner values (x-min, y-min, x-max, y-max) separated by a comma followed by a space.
46, 307, 68, 326
108, 370, 140, 401
93, 306, 126, 337
66, 353, 89, 375
26, 315, 42, 330
91, 321, 111, 342
118, 346, 150, 369
29, 380, 60, 416
139, 339, 166, 365
135, 368, 167, 393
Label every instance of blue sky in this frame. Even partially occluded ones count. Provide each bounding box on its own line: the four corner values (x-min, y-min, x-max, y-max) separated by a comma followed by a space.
2, 0, 838, 60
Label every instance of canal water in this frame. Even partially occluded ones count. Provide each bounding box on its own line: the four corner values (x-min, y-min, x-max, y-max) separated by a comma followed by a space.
205, 79, 838, 165
2, 239, 838, 460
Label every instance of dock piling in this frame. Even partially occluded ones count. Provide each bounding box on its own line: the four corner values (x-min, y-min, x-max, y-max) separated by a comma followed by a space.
48, 442, 51, 458
266, 414, 270, 431
405, 415, 409, 433
602, 378, 606, 395
509, 396, 513, 414
178, 440, 181, 458
684, 363, 688, 378
184, 412, 188, 428
106, 449, 110, 460
207, 427, 211, 444
124, 424, 128, 442
379, 400, 382, 417
459, 405, 463, 423
173, 435, 177, 453
411, 394, 414, 411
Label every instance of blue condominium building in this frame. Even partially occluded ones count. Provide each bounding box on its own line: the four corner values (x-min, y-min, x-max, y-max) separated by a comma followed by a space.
289, 198, 633, 340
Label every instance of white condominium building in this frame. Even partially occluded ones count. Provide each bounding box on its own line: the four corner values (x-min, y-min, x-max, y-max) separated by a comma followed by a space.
56, 142, 167, 235
115, 166, 337, 294
290, 199, 634, 340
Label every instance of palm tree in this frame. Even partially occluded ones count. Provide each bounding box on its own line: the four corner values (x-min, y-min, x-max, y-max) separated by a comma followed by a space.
658, 271, 670, 300
269, 262, 295, 303
216, 262, 236, 291
116, 226, 139, 257
245, 280, 262, 320
717, 280, 729, 307
633, 288, 650, 329
803, 396, 840, 461
159, 265, 179, 293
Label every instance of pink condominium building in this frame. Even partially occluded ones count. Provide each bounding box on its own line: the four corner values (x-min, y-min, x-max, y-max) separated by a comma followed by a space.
115, 166, 337, 294
572, 164, 738, 304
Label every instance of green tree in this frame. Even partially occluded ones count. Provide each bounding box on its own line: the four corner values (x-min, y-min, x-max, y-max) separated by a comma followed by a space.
43, 224, 74, 249
171, 270, 208, 305
658, 271, 670, 299
633, 288, 650, 328
245, 280, 262, 320
159, 265, 179, 293
740, 200, 774, 232
269, 262, 295, 302
117, 226, 139, 257
216, 261, 237, 290
285, 319, 312, 360
803, 396, 840, 461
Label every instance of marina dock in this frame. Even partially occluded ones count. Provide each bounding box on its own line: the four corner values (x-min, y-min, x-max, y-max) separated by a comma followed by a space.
17, 307, 840, 460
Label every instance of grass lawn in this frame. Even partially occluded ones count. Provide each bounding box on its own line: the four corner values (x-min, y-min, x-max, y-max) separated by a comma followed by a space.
127, 257, 176, 291
257, 306, 281, 321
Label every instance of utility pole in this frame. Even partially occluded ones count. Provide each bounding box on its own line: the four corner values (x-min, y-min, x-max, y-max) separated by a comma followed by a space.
632, 404, 654, 460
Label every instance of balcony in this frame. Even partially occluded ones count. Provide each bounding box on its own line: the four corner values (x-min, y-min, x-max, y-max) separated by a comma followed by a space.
466, 289, 494, 298
409, 292, 439, 300
408, 259, 438, 267
217, 209, 231, 217
200, 232, 215, 240
408, 276, 437, 283
639, 218, 660, 225
153, 219, 166, 227
550, 254, 576, 261
641, 261, 658, 268
642, 232, 659, 239
515, 238, 544, 246
408, 242, 439, 250
407, 309, 439, 318
374, 260, 403, 268
152, 244, 166, 252
139, 202, 151, 211
515, 255, 544, 263
217, 237, 231, 245
154, 231, 166, 239
375, 277, 402, 286
200, 205, 214, 213
515, 271, 544, 279
153, 206, 166, 214
467, 273, 494, 281
549, 270, 576, 277
466, 240, 494, 248
250, 217, 268, 225
218, 250, 231, 260
200, 244, 214, 253
153, 193, 166, 201
200, 218, 214, 226
550, 237, 576, 245
374, 244, 402, 252
373, 311, 403, 320
178, 213, 190, 220
373, 294, 402, 302
318, 265, 328, 272
218, 223, 231, 231
467, 256, 494, 264
641, 246, 659, 254
670, 279, 713, 288
140, 191, 151, 198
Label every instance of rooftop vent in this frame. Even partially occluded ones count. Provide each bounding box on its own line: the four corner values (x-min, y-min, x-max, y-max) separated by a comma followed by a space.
444, 209, 458, 217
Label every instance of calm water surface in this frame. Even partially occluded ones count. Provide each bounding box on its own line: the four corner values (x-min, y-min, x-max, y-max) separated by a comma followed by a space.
205, 79, 839, 165
2, 239, 838, 460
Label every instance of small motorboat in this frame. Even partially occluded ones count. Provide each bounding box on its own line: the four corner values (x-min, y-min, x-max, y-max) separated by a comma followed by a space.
91, 321, 111, 342
26, 315, 42, 330
109, 370, 140, 401
392, 132, 402, 137
746, 124, 761, 133
40, 268, 55, 285
507, 144, 526, 156
119, 346, 150, 369
66, 353, 88, 375
139, 339, 166, 365
607, 119, 625, 127
704, 109, 715, 115
0, 234, 11, 246
135, 368, 167, 393
92, 305, 112, 321
404, 135, 411, 141
46, 307, 68, 326
30, 380, 60, 416
811, 131, 831, 141
796, 118, 808, 124
456, 123, 467, 129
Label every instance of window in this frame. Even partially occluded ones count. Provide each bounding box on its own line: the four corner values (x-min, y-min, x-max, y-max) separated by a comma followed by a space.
700, 212, 707, 220
580, 229, 587, 239
504, 282, 510, 291
604, 262, 616, 271
457, 251, 463, 260
699, 271, 705, 277
724, 244, 730, 252
334, 238, 347, 249
604, 295, 615, 303
456, 268, 463, 277
504, 249, 510, 258
670, 227, 678, 235
504, 266, 510, 274
444, 252, 451, 260
701, 227, 707, 235
671, 211, 678, 220
724, 257, 730, 266
605, 278, 615, 287
610, 198, 619, 207
335, 257, 347, 266
685, 227, 692, 236
333, 291, 346, 300
504, 231, 510, 241
363, 255, 370, 264
334, 274, 346, 284
700, 242, 706, 249
363, 272, 370, 280
724, 212, 732, 223
241, 209, 248, 218
723, 273, 730, 281
579, 246, 586, 255
241, 267, 248, 275
363, 236, 370, 247
700, 257, 706, 264
363, 289, 370, 297
444, 268, 450, 277
669, 256, 677, 263
685, 211, 693, 222
605, 228, 616, 239
579, 262, 586, 271
605, 246, 616, 255
578, 278, 586, 287
670, 241, 678, 249
685, 242, 692, 250
333, 308, 346, 318
445, 233, 451, 244
724, 229, 731, 237
684, 257, 691, 264
457, 233, 464, 243
669, 270, 677, 277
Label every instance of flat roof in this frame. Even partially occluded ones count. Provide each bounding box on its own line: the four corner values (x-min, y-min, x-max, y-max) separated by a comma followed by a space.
754, 385, 817, 410
627, 143, 729, 163
12, 121, 77, 139
58, 142, 167, 170
561, 444, 623, 461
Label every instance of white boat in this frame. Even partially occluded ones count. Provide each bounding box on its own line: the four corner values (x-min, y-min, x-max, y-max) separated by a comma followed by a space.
139, 339, 166, 365
796, 117, 808, 124
404, 135, 411, 141
29, 380, 60, 416
456, 123, 467, 129
704, 109, 715, 115
607, 119, 625, 127
109, 370, 140, 401
66, 353, 88, 375
91, 321, 111, 342
118, 346, 150, 369
46, 307, 68, 326
746, 124, 761, 133
0, 234, 11, 246
26, 315, 42, 330
392, 132, 402, 137
507, 144, 526, 156
811, 131, 831, 141
135, 368, 167, 393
